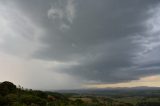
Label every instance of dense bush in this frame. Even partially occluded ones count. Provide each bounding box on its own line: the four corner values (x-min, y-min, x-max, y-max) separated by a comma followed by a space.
0, 81, 16, 96
20, 95, 46, 106
136, 101, 160, 106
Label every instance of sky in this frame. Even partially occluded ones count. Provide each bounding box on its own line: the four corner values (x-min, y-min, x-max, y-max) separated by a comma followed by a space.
0, 0, 160, 90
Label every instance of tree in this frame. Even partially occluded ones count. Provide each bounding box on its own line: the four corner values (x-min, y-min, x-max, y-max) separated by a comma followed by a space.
0, 81, 16, 96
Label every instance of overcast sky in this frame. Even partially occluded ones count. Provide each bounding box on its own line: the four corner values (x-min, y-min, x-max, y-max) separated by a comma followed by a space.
0, 0, 160, 90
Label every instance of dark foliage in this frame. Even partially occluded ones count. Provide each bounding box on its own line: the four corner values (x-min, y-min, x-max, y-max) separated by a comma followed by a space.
0, 81, 16, 96
136, 101, 160, 106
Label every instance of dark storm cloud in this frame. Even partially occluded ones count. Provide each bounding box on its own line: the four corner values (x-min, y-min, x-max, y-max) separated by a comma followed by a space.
13, 0, 160, 83
32, 0, 157, 60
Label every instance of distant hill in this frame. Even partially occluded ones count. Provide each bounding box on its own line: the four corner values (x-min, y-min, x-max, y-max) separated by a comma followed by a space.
57, 86, 160, 97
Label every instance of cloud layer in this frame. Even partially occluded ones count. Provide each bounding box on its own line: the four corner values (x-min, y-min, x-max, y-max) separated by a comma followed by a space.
0, 0, 160, 89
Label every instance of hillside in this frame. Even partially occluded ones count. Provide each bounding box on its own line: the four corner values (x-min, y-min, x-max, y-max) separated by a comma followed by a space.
0, 81, 160, 106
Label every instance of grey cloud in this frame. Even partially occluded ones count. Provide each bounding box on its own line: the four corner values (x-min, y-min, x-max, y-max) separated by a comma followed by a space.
33, 0, 157, 60
0, 1, 41, 57
3, 0, 160, 84
32, 0, 160, 83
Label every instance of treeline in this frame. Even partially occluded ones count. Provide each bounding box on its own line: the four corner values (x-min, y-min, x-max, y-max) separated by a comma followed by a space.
0, 81, 160, 106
